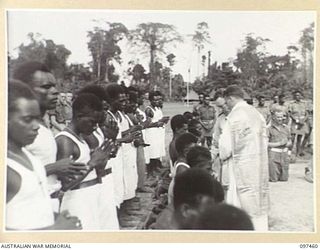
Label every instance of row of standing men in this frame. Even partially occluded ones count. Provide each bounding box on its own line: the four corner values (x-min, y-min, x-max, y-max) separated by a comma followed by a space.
193, 91, 313, 158
7, 61, 168, 230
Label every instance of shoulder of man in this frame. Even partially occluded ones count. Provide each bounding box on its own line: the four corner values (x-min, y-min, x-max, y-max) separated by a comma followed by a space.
105, 112, 117, 123
288, 100, 297, 106
209, 104, 216, 110
145, 106, 154, 117
230, 104, 259, 123
227, 108, 247, 123
281, 123, 290, 130
266, 123, 274, 137
301, 100, 308, 107
145, 106, 153, 111
55, 130, 77, 148
306, 101, 313, 111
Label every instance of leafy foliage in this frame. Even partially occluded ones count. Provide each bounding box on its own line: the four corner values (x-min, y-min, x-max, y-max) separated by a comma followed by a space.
299, 22, 314, 96
171, 73, 187, 100
9, 32, 71, 80
166, 53, 176, 67
9, 22, 314, 101
129, 22, 183, 86
192, 25, 314, 100
87, 22, 128, 82
129, 63, 149, 84
192, 22, 211, 52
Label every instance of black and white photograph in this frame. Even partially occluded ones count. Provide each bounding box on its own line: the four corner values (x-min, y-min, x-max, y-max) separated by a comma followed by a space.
5, 9, 315, 234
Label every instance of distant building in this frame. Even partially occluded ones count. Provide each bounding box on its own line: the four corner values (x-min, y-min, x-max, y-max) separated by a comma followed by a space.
184, 89, 199, 103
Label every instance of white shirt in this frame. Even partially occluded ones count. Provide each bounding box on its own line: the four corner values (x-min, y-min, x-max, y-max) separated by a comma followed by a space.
26, 124, 61, 195
7, 148, 54, 230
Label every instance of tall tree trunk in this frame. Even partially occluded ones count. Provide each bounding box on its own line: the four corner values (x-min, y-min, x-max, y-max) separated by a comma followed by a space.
302, 51, 307, 84
169, 69, 172, 100
105, 58, 109, 82
197, 47, 200, 77
97, 44, 102, 80
208, 51, 211, 77
308, 54, 313, 91
149, 45, 156, 89
97, 57, 101, 80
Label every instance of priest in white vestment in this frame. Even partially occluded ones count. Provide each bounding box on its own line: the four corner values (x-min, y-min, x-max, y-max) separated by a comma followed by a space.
219, 85, 269, 231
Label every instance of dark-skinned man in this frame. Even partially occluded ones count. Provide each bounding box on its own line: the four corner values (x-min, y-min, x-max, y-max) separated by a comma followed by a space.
144, 91, 169, 178
13, 61, 87, 213
55, 93, 116, 230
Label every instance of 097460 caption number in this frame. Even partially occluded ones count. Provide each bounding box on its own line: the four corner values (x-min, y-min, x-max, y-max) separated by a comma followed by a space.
300, 244, 318, 248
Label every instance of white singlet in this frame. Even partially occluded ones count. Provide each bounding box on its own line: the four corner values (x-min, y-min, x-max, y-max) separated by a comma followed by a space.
26, 124, 61, 212
56, 130, 101, 230
106, 111, 125, 207
6, 148, 54, 230
118, 111, 138, 200
92, 126, 120, 230
167, 162, 190, 206
144, 106, 165, 159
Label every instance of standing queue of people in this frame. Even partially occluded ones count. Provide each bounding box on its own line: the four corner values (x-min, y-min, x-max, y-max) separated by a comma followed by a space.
6, 61, 168, 230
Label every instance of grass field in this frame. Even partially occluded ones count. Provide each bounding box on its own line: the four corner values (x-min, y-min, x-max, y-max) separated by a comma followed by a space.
161, 102, 314, 232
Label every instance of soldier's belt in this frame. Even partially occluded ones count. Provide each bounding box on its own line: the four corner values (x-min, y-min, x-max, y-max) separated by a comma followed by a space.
270, 148, 288, 153
100, 168, 112, 177
222, 156, 232, 162
70, 178, 100, 190
50, 190, 63, 199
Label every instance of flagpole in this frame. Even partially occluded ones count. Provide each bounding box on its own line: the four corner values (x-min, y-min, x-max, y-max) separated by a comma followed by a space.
169, 71, 172, 100
187, 68, 190, 107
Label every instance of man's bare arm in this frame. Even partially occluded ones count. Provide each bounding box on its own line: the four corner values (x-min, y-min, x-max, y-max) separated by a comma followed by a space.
55, 136, 78, 160
6, 167, 21, 203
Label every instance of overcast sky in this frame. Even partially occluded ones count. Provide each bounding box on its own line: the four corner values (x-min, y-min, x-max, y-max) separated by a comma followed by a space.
7, 10, 315, 82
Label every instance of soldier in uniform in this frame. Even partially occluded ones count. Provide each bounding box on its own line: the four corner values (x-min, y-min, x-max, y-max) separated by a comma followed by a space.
278, 94, 289, 123
269, 94, 279, 112
301, 100, 313, 153
193, 93, 205, 113
267, 110, 292, 182
198, 94, 216, 148
62, 92, 73, 126
255, 95, 270, 124
288, 90, 308, 157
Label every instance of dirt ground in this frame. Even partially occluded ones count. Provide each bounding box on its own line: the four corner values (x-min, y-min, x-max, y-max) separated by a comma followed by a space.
161, 102, 314, 232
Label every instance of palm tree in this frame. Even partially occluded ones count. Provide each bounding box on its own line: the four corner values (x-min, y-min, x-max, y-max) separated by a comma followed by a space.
191, 22, 211, 77
166, 53, 176, 99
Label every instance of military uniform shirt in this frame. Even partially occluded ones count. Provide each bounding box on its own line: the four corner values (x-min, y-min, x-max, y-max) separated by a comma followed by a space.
267, 123, 291, 147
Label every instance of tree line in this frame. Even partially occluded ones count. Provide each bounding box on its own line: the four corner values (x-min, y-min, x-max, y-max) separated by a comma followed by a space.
8, 21, 314, 100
